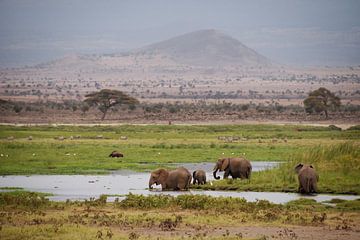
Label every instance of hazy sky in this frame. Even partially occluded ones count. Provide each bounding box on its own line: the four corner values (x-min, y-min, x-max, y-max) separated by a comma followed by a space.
1, 0, 360, 67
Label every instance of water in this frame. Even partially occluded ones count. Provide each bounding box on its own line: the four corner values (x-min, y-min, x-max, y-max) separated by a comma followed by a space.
0, 162, 358, 204
175, 161, 279, 173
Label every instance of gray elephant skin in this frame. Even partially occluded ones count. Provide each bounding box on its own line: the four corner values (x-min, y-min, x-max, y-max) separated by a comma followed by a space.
149, 167, 192, 190
192, 170, 206, 185
213, 157, 252, 180
295, 163, 319, 194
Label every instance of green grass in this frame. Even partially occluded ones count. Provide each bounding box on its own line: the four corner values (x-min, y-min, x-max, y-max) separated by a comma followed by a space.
195, 142, 360, 194
0, 124, 358, 175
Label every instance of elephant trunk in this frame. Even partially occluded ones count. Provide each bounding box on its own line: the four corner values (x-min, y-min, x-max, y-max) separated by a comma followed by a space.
148, 180, 153, 189
213, 168, 220, 180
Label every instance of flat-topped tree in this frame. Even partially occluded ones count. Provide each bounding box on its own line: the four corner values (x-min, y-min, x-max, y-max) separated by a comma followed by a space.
303, 87, 340, 119
84, 89, 139, 120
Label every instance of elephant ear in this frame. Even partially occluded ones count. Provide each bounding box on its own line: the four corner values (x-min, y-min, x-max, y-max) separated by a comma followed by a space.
158, 169, 169, 184
220, 158, 230, 171
294, 163, 303, 173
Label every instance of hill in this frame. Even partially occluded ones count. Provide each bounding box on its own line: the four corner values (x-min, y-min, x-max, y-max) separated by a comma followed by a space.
133, 29, 271, 67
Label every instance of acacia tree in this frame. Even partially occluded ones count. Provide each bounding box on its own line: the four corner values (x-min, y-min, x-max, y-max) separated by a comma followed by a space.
303, 87, 340, 118
84, 89, 139, 120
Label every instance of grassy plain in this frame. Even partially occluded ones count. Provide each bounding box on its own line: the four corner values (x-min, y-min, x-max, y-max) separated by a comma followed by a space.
0, 192, 359, 240
0, 124, 358, 175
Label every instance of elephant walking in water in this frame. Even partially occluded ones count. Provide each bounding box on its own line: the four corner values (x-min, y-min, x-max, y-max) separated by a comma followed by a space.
295, 163, 318, 194
149, 167, 192, 190
213, 157, 252, 180
193, 170, 206, 185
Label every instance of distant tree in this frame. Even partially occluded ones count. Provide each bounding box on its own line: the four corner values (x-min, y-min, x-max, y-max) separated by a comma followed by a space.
84, 89, 139, 120
13, 104, 23, 113
303, 87, 340, 118
80, 102, 90, 115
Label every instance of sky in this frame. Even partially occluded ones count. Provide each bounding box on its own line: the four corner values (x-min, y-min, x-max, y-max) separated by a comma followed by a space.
0, 0, 360, 67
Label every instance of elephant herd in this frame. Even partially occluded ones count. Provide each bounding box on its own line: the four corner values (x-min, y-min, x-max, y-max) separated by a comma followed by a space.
148, 157, 252, 191
148, 157, 318, 194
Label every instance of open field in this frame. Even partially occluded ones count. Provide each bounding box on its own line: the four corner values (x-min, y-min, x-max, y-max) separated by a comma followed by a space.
0, 124, 359, 195
0, 124, 359, 175
0, 192, 359, 240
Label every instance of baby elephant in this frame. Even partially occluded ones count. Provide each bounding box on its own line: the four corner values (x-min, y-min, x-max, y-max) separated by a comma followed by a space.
109, 151, 124, 158
193, 170, 206, 185
295, 163, 319, 194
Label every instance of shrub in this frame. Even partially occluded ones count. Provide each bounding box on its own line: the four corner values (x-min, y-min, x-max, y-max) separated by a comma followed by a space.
0, 191, 49, 209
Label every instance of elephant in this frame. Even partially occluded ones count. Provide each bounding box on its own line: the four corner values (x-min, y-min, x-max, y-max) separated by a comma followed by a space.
192, 170, 206, 185
109, 151, 124, 158
295, 163, 319, 194
149, 167, 192, 190
213, 157, 252, 180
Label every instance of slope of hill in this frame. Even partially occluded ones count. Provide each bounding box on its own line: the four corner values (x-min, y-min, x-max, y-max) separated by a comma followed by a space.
33, 29, 272, 70
134, 29, 271, 67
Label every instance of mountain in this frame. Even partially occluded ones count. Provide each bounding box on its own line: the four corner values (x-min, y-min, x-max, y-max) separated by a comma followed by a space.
133, 29, 271, 67
34, 29, 272, 70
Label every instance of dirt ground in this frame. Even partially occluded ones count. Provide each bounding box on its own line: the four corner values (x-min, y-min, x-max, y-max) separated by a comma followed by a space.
103, 224, 360, 239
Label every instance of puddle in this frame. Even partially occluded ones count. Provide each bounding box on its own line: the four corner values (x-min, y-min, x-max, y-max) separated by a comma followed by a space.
0, 161, 358, 204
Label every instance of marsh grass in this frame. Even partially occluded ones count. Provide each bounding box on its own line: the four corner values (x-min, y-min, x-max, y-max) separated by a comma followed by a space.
196, 142, 360, 194
0, 124, 358, 174
0, 192, 359, 240
0, 191, 50, 209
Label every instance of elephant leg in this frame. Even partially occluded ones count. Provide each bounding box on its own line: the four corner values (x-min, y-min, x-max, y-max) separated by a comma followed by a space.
298, 185, 305, 193
311, 180, 317, 193
177, 179, 188, 190
223, 169, 230, 179
192, 179, 196, 185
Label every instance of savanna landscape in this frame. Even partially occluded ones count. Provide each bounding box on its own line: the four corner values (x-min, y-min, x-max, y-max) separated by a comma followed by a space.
1, 1, 360, 239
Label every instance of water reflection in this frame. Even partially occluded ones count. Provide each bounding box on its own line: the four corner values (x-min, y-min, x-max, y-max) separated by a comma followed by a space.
0, 162, 357, 203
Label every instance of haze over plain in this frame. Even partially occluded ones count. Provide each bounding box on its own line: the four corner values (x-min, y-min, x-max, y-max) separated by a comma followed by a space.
1, 0, 360, 67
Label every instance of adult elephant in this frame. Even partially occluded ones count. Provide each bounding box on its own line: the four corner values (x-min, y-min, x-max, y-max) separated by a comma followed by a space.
149, 167, 192, 190
295, 163, 318, 194
213, 157, 252, 180
193, 170, 206, 185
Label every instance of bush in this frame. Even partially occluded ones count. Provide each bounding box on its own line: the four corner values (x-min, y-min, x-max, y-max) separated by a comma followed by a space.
0, 191, 49, 209
13, 104, 23, 113
117, 193, 278, 213
328, 125, 342, 131
347, 125, 360, 131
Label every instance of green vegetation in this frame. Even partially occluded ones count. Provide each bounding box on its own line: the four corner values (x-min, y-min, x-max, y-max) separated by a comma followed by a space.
0, 124, 358, 175
0, 192, 359, 240
0, 187, 23, 190
0, 190, 51, 209
195, 142, 360, 194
